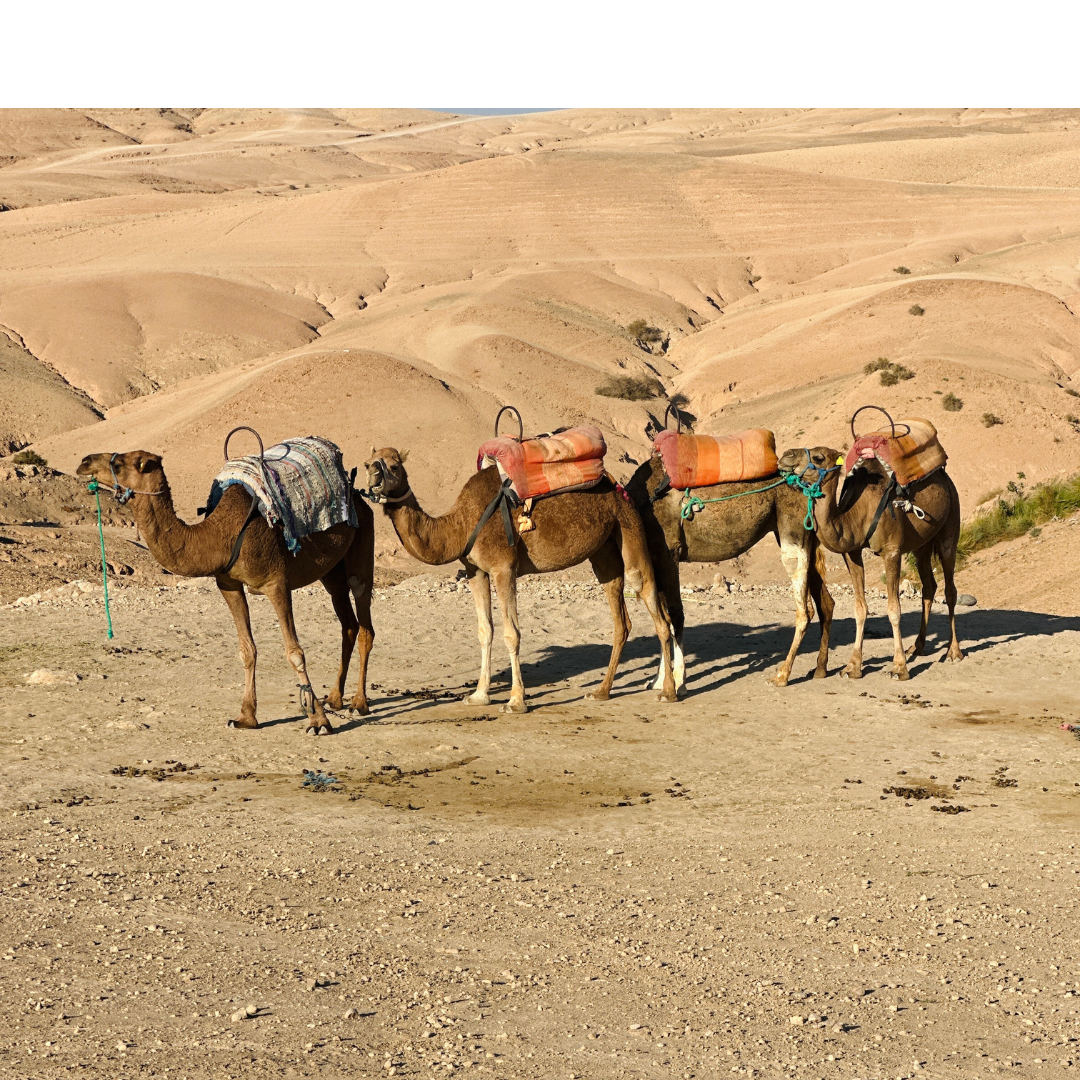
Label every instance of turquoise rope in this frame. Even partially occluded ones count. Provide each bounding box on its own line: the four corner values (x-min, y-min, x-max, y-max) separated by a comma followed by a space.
679, 472, 828, 531
86, 478, 114, 640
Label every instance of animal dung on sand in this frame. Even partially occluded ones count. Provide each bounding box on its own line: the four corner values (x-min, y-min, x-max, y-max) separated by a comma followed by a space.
476, 426, 607, 501
653, 428, 778, 490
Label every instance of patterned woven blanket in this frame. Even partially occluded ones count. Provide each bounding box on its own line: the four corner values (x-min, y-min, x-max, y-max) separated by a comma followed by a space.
477, 426, 607, 500
205, 435, 358, 553
844, 418, 947, 487
654, 428, 778, 490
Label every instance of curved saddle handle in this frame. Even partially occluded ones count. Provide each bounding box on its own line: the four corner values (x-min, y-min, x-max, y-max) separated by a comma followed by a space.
495, 405, 524, 442
224, 425, 265, 462
850, 406, 910, 442
663, 402, 684, 434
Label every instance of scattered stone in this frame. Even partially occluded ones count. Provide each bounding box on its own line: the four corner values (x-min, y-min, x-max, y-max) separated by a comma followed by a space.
344, 1007, 357, 1019
25, 668, 78, 685
957, 594, 977, 606
246, 1003, 258, 1016
231, 1009, 246, 1022
789, 1015, 804, 1025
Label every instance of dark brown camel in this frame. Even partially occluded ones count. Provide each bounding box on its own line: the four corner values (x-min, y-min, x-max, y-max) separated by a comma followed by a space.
626, 455, 834, 692
777, 446, 963, 680
76, 451, 374, 733
365, 448, 677, 711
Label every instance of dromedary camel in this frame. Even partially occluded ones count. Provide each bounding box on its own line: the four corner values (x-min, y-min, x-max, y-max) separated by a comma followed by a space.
626, 456, 834, 692
76, 451, 374, 734
777, 446, 963, 681
364, 448, 677, 711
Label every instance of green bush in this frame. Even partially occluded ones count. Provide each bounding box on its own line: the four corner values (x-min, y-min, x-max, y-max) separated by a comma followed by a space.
942, 392, 963, 412
894, 266, 911, 275
866, 357, 915, 386
626, 319, 667, 350
12, 449, 47, 466
595, 374, 665, 401
982, 413, 1003, 427
864, 356, 891, 374
908, 304, 925, 316
958, 472, 1080, 562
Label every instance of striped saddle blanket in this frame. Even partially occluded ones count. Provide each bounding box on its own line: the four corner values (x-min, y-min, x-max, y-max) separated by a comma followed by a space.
476, 426, 607, 501
204, 435, 358, 553
844, 418, 947, 487
654, 428, 778, 490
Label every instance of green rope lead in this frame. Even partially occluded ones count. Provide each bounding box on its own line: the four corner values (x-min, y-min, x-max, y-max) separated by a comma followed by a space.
679, 472, 825, 531
87, 478, 114, 639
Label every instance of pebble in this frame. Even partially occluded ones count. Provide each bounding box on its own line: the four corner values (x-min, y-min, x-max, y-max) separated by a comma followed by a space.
246, 1003, 258, 1016
231, 1009, 246, 1022
789, 1016, 804, 1026
344, 1007, 357, 1019
957, 594, 977, 606
628, 1023, 642, 1030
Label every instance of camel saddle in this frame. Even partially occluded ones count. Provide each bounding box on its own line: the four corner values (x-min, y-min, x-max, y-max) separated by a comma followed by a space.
845, 418, 947, 487
203, 435, 358, 554
476, 426, 607, 501
654, 428, 778, 490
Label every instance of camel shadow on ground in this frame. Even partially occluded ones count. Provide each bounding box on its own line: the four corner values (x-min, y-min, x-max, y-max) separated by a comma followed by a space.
519, 607, 1080, 701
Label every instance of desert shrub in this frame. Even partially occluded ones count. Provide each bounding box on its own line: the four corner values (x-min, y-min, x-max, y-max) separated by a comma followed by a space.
1065, 387, 1080, 398
982, 413, 1003, 427
867, 357, 915, 386
894, 266, 911, 275
908, 304, 925, 316
626, 319, 667, 350
12, 449, 47, 466
958, 472, 1080, 562
864, 356, 891, 374
942, 392, 963, 412
595, 374, 664, 401
1067, 413, 1080, 425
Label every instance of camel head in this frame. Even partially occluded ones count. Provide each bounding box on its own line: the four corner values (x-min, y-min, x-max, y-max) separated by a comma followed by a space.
364, 447, 410, 504
777, 446, 844, 487
76, 451, 167, 502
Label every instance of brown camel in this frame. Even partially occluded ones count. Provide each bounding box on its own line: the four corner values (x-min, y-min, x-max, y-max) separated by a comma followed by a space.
76, 451, 374, 734
777, 446, 963, 681
626, 456, 834, 692
365, 448, 677, 711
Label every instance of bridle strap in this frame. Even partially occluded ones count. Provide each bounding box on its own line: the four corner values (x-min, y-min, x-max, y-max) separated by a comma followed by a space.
360, 458, 414, 503
108, 453, 167, 504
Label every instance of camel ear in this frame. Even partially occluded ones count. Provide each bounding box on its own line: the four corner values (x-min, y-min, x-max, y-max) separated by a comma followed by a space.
135, 454, 159, 474
370, 446, 377, 459
399, 449, 409, 463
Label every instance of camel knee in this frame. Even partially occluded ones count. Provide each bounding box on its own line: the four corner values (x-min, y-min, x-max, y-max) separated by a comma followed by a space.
286, 649, 307, 674
625, 567, 644, 597
238, 643, 256, 668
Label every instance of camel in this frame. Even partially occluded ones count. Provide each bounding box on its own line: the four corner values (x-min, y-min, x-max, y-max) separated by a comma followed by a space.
626, 456, 834, 692
76, 451, 374, 734
364, 448, 677, 711
777, 446, 963, 681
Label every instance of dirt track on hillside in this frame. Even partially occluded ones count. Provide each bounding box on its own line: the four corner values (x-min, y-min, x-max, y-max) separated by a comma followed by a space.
3, 571, 1080, 1078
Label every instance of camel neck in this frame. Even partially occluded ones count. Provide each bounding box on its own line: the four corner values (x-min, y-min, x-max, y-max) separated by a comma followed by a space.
131, 485, 228, 577
812, 471, 867, 553
383, 486, 470, 566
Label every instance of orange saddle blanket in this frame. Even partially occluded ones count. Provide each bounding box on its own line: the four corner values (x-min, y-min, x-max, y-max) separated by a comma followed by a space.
476, 426, 607, 501
844, 418, 947, 487
654, 428, 778, 490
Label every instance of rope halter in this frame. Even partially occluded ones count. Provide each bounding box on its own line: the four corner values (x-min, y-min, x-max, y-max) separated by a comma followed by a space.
104, 453, 167, 504
361, 457, 413, 504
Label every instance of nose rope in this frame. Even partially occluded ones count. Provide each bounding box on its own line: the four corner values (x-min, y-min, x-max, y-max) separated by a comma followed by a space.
778, 454, 841, 531
106, 453, 167, 504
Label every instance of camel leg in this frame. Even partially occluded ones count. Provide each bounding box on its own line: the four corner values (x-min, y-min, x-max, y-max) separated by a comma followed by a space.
345, 534, 374, 714
491, 567, 527, 714
772, 537, 811, 686
938, 539, 965, 663
320, 562, 358, 711
651, 545, 685, 692
807, 543, 833, 679
264, 580, 334, 735
217, 578, 259, 729
884, 550, 910, 680
467, 569, 494, 706
841, 551, 867, 680
586, 542, 630, 702
907, 545, 936, 659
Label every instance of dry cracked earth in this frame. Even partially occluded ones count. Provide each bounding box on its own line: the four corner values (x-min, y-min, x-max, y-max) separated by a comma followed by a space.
2, 569, 1080, 1080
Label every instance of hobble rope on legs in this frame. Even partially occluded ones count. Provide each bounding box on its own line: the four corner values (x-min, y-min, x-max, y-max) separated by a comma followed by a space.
86, 478, 114, 640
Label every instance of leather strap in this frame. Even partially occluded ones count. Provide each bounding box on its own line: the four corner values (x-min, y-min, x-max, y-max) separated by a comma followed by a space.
462, 479, 517, 560
863, 475, 897, 546
223, 499, 262, 574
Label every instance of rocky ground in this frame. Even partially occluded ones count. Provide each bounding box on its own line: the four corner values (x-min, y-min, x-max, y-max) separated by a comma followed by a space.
2, 564, 1080, 1080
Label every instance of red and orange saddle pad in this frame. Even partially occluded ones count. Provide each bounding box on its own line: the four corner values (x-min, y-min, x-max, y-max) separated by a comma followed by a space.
654, 428, 778, 490
477, 426, 607, 501
844, 418, 947, 487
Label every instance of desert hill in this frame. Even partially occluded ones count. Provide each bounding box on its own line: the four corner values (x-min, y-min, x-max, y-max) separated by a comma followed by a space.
3, 107, 1080, 602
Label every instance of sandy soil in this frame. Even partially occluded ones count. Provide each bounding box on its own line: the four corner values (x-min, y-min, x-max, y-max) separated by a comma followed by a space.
3, 564, 1080, 1079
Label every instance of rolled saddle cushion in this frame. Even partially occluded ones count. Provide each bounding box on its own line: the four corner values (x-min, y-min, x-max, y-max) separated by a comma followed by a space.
654, 428, 778, 490
844, 418, 947, 487
476, 426, 607, 500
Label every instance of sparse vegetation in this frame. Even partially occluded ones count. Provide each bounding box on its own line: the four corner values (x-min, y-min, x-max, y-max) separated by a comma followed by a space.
626, 320, 668, 353
595, 374, 665, 401
12, 449, 47, 466
1068, 413, 1080, 425
1064, 386, 1080, 397
982, 413, 1003, 428
894, 266, 911, 275
908, 304, 925, 316
942, 392, 963, 412
865, 357, 915, 386
958, 471, 1080, 562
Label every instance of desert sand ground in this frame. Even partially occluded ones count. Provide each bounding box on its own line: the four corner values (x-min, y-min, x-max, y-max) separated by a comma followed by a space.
4, 108, 1080, 1079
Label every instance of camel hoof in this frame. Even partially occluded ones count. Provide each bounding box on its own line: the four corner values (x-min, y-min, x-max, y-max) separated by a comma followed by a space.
769, 673, 789, 688
500, 701, 527, 715
468, 692, 491, 706
840, 667, 862, 681
323, 695, 344, 711
228, 718, 257, 730
813, 667, 828, 680
654, 691, 678, 703
945, 651, 965, 664
890, 669, 911, 681
585, 690, 610, 702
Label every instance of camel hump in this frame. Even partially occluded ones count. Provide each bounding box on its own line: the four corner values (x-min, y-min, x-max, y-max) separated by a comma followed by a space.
845, 417, 947, 487
654, 429, 777, 489
476, 426, 607, 500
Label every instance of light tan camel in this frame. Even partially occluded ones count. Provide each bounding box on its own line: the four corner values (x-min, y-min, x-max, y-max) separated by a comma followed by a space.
76, 451, 374, 734
777, 446, 963, 681
365, 448, 677, 711
626, 455, 834, 692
